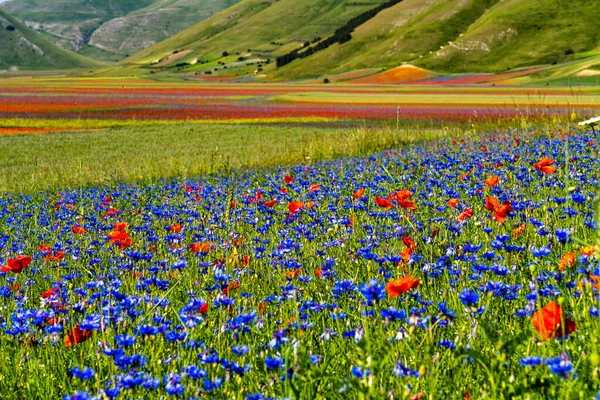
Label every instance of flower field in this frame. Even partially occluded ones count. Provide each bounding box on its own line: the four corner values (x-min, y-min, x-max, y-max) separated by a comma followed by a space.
2, 80, 600, 135
0, 124, 598, 399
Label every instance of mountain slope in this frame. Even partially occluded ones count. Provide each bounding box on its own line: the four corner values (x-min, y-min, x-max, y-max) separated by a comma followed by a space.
0, 0, 241, 61
0, 9, 104, 70
124, 0, 392, 67
417, 0, 600, 72
271, 0, 499, 79
124, 0, 600, 82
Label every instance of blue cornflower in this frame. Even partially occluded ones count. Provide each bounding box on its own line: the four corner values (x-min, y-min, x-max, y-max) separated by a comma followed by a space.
359, 279, 386, 302
555, 229, 571, 244
459, 288, 480, 306
264, 355, 285, 370
351, 365, 371, 379
392, 360, 420, 378
68, 366, 95, 380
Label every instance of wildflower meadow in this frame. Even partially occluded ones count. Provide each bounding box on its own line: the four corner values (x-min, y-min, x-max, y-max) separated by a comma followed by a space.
0, 124, 598, 399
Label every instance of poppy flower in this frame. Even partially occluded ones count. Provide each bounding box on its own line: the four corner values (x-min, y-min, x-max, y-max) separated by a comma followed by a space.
558, 252, 575, 271
353, 188, 365, 200
71, 225, 86, 235
533, 157, 557, 174
288, 201, 304, 214
374, 196, 393, 209
456, 209, 473, 221
41, 287, 59, 298
532, 302, 576, 341
485, 197, 512, 223
580, 246, 596, 256
1, 255, 32, 274
308, 184, 320, 192
314, 268, 323, 277
284, 175, 294, 184
113, 222, 128, 231
286, 269, 302, 279
198, 302, 209, 315
189, 242, 214, 253
484, 176, 499, 187
402, 235, 416, 251
64, 326, 93, 348
385, 276, 420, 298
263, 200, 277, 208
169, 224, 182, 233
447, 198, 459, 208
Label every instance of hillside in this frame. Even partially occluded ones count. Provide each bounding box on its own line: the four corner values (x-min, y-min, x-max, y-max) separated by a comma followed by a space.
0, 0, 241, 61
123, 0, 392, 68
122, 0, 600, 82
0, 9, 104, 70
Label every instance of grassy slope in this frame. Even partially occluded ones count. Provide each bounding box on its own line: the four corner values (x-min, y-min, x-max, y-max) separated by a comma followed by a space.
271, 0, 499, 80
123, 0, 390, 67
0, 10, 104, 70
418, 0, 600, 73
0, 0, 240, 61
0, 123, 446, 193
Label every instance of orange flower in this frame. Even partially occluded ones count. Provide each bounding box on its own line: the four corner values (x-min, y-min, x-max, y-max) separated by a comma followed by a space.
533, 157, 557, 174
558, 252, 575, 271
1, 255, 31, 274
385, 276, 420, 298
512, 224, 526, 239
395, 190, 413, 200
484, 176, 499, 187
532, 302, 576, 341
71, 225, 86, 235
189, 242, 214, 253
580, 246, 596, 256
353, 188, 365, 200
169, 224, 182, 233
447, 198, 459, 208
64, 326, 93, 348
308, 184, 320, 192
286, 269, 302, 279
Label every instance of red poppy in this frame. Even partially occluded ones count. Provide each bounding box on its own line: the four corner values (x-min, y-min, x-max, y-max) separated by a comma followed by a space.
71, 226, 86, 235
263, 199, 277, 208
314, 268, 323, 277
353, 188, 365, 200
113, 222, 128, 231
484, 176, 499, 187
169, 224, 182, 233
284, 175, 294, 184
374, 196, 393, 210
402, 235, 416, 251
286, 269, 302, 279
385, 276, 420, 298
308, 184, 320, 192
198, 302, 209, 315
532, 302, 576, 341
41, 287, 59, 298
456, 209, 473, 221
64, 326, 93, 348
485, 197, 512, 223
189, 242, 214, 253
288, 201, 304, 214
533, 157, 557, 174
1, 255, 32, 274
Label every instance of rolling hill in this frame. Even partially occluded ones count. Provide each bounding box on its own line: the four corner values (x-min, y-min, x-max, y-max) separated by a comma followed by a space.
120, 0, 600, 82
0, 0, 241, 61
0, 9, 104, 70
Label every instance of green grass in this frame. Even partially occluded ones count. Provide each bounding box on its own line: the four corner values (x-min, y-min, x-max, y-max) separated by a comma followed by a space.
0, 123, 449, 193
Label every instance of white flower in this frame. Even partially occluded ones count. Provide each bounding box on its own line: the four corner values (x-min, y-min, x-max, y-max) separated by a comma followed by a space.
578, 116, 600, 126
